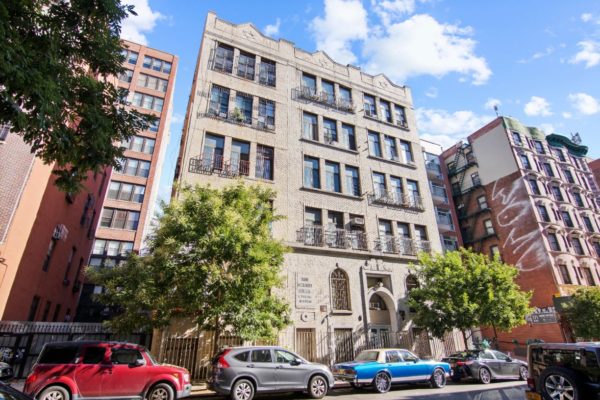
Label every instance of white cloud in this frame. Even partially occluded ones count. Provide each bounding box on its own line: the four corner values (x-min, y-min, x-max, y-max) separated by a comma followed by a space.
372, 0, 426, 25
363, 14, 491, 85
518, 46, 554, 63
581, 13, 593, 22
562, 111, 572, 119
524, 96, 552, 117
416, 108, 495, 149
569, 41, 600, 68
539, 123, 555, 134
121, 0, 164, 45
309, 0, 369, 64
484, 98, 501, 110
568, 92, 600, 115
425, 86, 438, 98
264, 18, 281, 37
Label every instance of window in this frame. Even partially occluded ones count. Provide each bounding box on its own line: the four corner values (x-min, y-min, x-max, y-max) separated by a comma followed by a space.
234, 92, 253, 123
118, 69, 133, 83
137, 73, 168, 92
559, 264, 572, 284
443, 236, 458, 251
42, 239, 57, 271
251, 350, 272, 363
572, 192, 585, 208
372, 172, 386, 197
555, 148, 566, 162
52, 304, 61, 322
364, 94, 376, 117
237, 52, 255, 80
437, 208, 454, 229
83, 347, 106, 364
39, 345, 78, 364
90, 240, 133, 267
520, 154, 531, 169
323, 118, 337, 143
478, 196, 488, 210
142, 55, 172, 73
339, 86, 352, 107
551, 186, 564, 202
275, 350, 296, 363
331, 269, 350, 311
484, 219, 495, 235
41, 300, 52, 321
583, 268, 595, 286
234, 351, 250, 362
368, 131, 382, 157
471, 172, 481, 186
490, 245, 500, 258
302, 112, 318, 140
202, 134, 225, 171
123, 135, 155, 154
100, 208, 140, 230
543, 163, 554, 177
386, 351, 401, 363
406, 180, 420, 204
528, 179, 541, 195
256, 145, 274, 180
594, 242, 600, 257
208, 85, 230, 116
548, 233, 561, 251
304, 156, 320, 189
511, 131, 522, 145
341, 124, 356, 150
305, 207, 322, 226
390, 176, 403, 202
213, 43, 234, 73
571, 237, 585, 255
492, 351, 511, 361
258, 98, 275, 128
148, 119, 160, 133
583, 216, 595, 232
302, 73, 317, 95
384, 135, 399, 161
121, 49, 138, 65
132, 92, 163, 112
111, 348, 143, 365
258, 58, 276, 86
380, 100, 392, 123
325, 161, 341, 192
400, 140, 414, 163
563, 169, 575, 183
345, 166, 360, 196
537, 205, 550, 222
397, 222, 410, 239
378, 219, 393, 238
230, 140, 251, 176
534, 140, 545, 154
369, 293, 388, 310
414, 225, 428, 241
321, 80, 335, 104
119, 158, 150, 177
394, 105, 407, 127
562, 211, 574, 227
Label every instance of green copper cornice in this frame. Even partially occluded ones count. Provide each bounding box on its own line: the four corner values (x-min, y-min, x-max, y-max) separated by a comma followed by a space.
546, 134, 588, 157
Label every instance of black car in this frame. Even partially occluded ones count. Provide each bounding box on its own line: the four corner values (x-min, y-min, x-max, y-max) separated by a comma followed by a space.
442, 349, 528, 384
0, 381, 35, 400
526, 342, 600, 400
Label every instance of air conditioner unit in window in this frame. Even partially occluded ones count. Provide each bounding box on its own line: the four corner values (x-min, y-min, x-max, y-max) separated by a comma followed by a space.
52, 224, 69, 241
267, 124, 275, 130
350, 217, 365, 226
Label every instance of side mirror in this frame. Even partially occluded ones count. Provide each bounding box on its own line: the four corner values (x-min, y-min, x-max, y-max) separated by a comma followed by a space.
291, 358, 302, 366
129, 359, 145, 367
505, 357, 513, 362
412, 358, 419, 363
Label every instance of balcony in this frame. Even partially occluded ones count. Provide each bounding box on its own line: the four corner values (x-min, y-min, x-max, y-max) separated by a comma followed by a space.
188, 155, 250, 178
296, 226, 369, 251
374, 236, 431, 256
368, 191, 425, 211
293, 86, 355, 113
204, 109, 275, 132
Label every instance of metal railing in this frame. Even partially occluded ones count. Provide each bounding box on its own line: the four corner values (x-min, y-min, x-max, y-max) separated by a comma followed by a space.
293, 86, 355, 112
188, 155, 250, 178
368, 191, 425, 210
296, 226, 369, 251
374, 236, 431, 256
204, 110, 275, 132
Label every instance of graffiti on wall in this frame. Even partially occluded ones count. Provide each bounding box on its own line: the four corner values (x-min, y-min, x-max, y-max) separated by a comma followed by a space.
492, 178, 547, 270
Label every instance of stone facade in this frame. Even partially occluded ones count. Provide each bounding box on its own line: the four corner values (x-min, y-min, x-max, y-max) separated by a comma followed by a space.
173, 12, 447, 359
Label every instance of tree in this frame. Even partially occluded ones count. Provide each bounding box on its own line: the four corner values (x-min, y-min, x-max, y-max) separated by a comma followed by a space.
0, 0, 152, 192
88, 183, 291, 349
562, 287, 600, 340
408, 248, 532, 344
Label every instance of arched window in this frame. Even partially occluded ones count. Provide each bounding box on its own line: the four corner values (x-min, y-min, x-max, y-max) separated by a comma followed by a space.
406, 274, 419, 293
331, 268, 350, 311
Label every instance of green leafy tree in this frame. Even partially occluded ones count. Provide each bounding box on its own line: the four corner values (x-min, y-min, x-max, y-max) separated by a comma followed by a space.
562, 287, 600, 340
408, 248, 532, 344
0, 0, 152, 192
88, 183, 291, 350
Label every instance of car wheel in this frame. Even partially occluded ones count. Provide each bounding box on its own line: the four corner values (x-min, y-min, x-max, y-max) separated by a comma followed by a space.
478, 367, 492, 384
308, 375, 328, 399
230, 379, 254, 400
38, 386, 71, 400
519, 365, 528, 381
147, 383, 174, 400
540, 367, 582, 400
373, 371, 391, 393
430, 368, 447, 388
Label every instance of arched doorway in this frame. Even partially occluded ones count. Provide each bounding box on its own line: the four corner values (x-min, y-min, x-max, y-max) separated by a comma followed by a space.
368, 291, 395, 347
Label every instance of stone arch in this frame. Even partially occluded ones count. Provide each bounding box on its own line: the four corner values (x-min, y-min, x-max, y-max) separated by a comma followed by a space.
367, 287, 398, 330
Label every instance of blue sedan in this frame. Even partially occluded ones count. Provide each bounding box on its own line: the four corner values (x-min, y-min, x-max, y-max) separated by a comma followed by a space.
332, 348, 451, 393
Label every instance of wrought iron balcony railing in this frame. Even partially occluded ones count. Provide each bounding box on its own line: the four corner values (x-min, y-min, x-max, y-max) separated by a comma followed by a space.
188, 155, 250, 178
368, 191, 425, 211
374, 236, 431, 256
296, 226, 369, 251
293, 86, 355, 113
204, 109, 275, 132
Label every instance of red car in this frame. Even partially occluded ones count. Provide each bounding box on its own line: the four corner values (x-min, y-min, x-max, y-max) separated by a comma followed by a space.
23, 341, 191, 400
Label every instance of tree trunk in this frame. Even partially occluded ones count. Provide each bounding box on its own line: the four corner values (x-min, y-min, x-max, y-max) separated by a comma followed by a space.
212, 316, 221, 356
462, 330, 469, 350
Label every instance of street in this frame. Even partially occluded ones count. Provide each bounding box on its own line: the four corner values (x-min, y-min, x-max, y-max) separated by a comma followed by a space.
193, 381, 527, 399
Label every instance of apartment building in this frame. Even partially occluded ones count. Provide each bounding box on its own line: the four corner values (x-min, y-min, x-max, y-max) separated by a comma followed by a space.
442, 116, 600, 351
172, 12, 453, 360
0, 124, 107, 322
421, 140, 462, 253
76, 41, 178, 322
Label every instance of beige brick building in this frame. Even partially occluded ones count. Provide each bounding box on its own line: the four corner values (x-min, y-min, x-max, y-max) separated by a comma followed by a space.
174, 13, 454, 360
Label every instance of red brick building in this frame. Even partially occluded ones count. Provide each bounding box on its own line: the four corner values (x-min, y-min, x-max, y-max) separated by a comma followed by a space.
0, 125, 108, 321
442, 117, 600, 353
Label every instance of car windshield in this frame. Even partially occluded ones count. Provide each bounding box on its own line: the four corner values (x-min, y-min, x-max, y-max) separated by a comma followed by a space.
145, 350, 158, 365
355, 350, 379, 361
447, 351, 481, 360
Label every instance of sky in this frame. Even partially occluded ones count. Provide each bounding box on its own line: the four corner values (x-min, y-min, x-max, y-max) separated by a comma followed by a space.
119, 0, 600, 204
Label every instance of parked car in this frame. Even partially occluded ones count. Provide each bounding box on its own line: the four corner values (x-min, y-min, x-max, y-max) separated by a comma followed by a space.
332, 348, 450, 393
525, 342, 600, 400
208, 346, 334, 400
442, 349, 528, 384
23, 341, 192, 400
1, 381, 35, 400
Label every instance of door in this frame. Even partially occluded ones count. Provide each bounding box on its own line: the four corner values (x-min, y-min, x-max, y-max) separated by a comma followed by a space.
273, 349, 309, 390
398, 350, 429, 381
102, 346, 148, 397
370, 327, 390, 348
249, 349, 278, 391
74, 345, 108, 398
334, 329, 354, 364
384, 350, 404, 380
492, 350, 519, 377
295, 329, 317, 362
480, 350, 502, 377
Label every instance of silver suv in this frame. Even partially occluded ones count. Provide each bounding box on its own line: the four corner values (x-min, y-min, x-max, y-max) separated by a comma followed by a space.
209, 346, 334, 400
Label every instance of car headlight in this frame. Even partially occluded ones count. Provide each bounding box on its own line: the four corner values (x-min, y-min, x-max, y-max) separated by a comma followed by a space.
183, 373, 190, 383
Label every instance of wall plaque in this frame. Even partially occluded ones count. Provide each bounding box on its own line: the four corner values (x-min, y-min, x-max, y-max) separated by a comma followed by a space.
295, 274, 315, 309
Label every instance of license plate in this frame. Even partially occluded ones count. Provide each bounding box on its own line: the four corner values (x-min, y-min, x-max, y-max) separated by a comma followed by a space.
525, 391, 542, 400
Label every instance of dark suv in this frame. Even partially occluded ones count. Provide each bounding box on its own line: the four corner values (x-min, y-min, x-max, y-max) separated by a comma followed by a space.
526, 342, 600, 400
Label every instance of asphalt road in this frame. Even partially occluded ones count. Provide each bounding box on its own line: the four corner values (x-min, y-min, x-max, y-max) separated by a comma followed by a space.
193, 381, 527, 399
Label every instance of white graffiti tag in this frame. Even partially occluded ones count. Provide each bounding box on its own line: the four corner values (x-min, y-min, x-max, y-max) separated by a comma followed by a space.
492, 178, 548, 271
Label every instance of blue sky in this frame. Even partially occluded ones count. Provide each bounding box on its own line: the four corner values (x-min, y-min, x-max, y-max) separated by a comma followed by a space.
120, 0, 600, 203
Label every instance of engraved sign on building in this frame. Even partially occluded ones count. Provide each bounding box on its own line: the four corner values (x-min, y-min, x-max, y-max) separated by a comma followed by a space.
525, 307, 558, 324
296, 274, 315, 309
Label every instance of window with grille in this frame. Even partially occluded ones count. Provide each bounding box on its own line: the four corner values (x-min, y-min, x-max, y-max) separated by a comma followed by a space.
331, 269, 350, 311
237, 52, 256, 80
